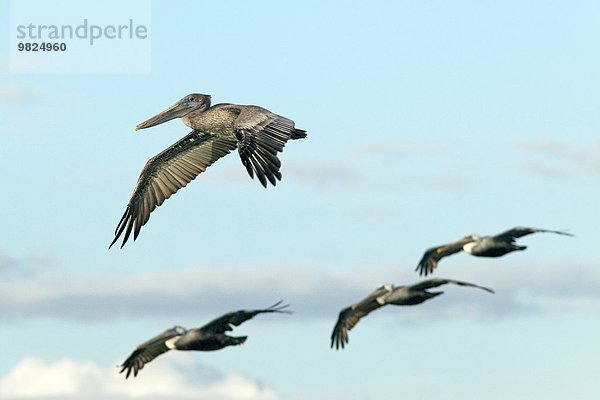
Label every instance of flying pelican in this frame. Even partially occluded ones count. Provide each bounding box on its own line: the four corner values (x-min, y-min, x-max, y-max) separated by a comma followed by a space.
119, 301, 291, 378
110, 93, 307, 248
331, 279, 493, 350
416, 226, 573, 276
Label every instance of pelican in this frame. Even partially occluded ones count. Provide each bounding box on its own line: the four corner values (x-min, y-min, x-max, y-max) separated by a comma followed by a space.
110, 93, 307, 248
330, 279, 493, 350
416, 226, 573, 276
119, 301, 291, 378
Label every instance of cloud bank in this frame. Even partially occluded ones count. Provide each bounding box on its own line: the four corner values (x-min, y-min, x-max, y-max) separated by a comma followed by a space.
516, 138, 600, 179
0, 84, 44, 104
0, 356, 280, 400
1, 261, 598, 323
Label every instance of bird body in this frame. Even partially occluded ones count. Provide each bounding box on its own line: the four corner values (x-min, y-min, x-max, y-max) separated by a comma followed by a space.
416, 226, 573, 276
462, 236, 526, 257
182, 103, 237, 133
168, 329, 247, 351
110, 94, 306, 248
384, 284, 443, 305
330, 279, 493, 350
182, 103, 285, 135
119, 301, 290, 378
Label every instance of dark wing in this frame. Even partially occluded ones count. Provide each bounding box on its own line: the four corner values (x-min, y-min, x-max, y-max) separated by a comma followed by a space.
110, 130, 237, 248
409, 278, 494, 294
330, 285, 391, 350
199, 301, 291, 334
234, 107, 306, 188
118, 326, 186, 379
415, 237, 475, 276
493, 226, 574, 242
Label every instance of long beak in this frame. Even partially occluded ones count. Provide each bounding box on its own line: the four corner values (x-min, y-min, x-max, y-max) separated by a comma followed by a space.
135, 102, 190, 131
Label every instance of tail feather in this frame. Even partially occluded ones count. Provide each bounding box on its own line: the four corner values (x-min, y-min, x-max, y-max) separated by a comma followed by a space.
426, 291, 444, 299
235, 336, 248, 345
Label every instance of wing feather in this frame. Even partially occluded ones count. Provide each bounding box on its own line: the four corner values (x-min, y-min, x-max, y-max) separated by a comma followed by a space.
234, 108, 305, 188
110, 130, 237, 248
330, 286, 391, 350
415, 237, 475, 276
200, 301, 291, 334
493, 226, 573, 242
409, 278, 494, 293
119, 326, 186, 379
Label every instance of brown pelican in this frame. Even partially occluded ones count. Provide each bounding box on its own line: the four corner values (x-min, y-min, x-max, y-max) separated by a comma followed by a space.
119, 301, 290, 378
416, 226, 573, 276
331, 279, 493, 350
110, 93, 307, 248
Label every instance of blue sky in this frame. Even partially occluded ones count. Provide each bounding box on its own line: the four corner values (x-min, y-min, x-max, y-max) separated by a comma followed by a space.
1, 1, 599, 399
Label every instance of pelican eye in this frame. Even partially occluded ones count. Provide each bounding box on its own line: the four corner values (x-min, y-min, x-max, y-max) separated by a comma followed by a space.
187, 96, 195, 102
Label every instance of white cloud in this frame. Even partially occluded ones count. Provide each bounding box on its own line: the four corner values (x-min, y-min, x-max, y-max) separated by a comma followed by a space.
285, 162, 360, 185
0, 266, 378, 322
0, 84, 44, 104
190, 159, 360, 188
516, 138, 600, 178
433, 261, 600, 318
518, 161, 566, 179
2, 54, 44, 74
0, 251, 19, 272
351, 138, 459, 159
0, 356, 280, 400
0, 262, 598, 323
0, 250, 51, 280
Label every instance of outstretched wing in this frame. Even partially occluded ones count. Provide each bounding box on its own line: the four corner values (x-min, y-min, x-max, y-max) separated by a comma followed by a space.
330, 285, 391, 350
493, 226, 573, 242
415, 236, 475, 276
110, 130, 237, 248
199, 301, 291, 334
234, 107, 306, 188
409, 278, 494, 294
119, 326, 186, 379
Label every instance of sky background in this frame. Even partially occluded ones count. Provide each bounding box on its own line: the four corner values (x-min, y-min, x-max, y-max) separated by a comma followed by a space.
1, 0, 599, 399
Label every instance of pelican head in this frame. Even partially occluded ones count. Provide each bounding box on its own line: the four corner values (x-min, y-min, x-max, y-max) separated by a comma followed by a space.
135, 93, 211, 131
464, 233, 479, 241
377, 283, 394, 292
174, 325, 186, 335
